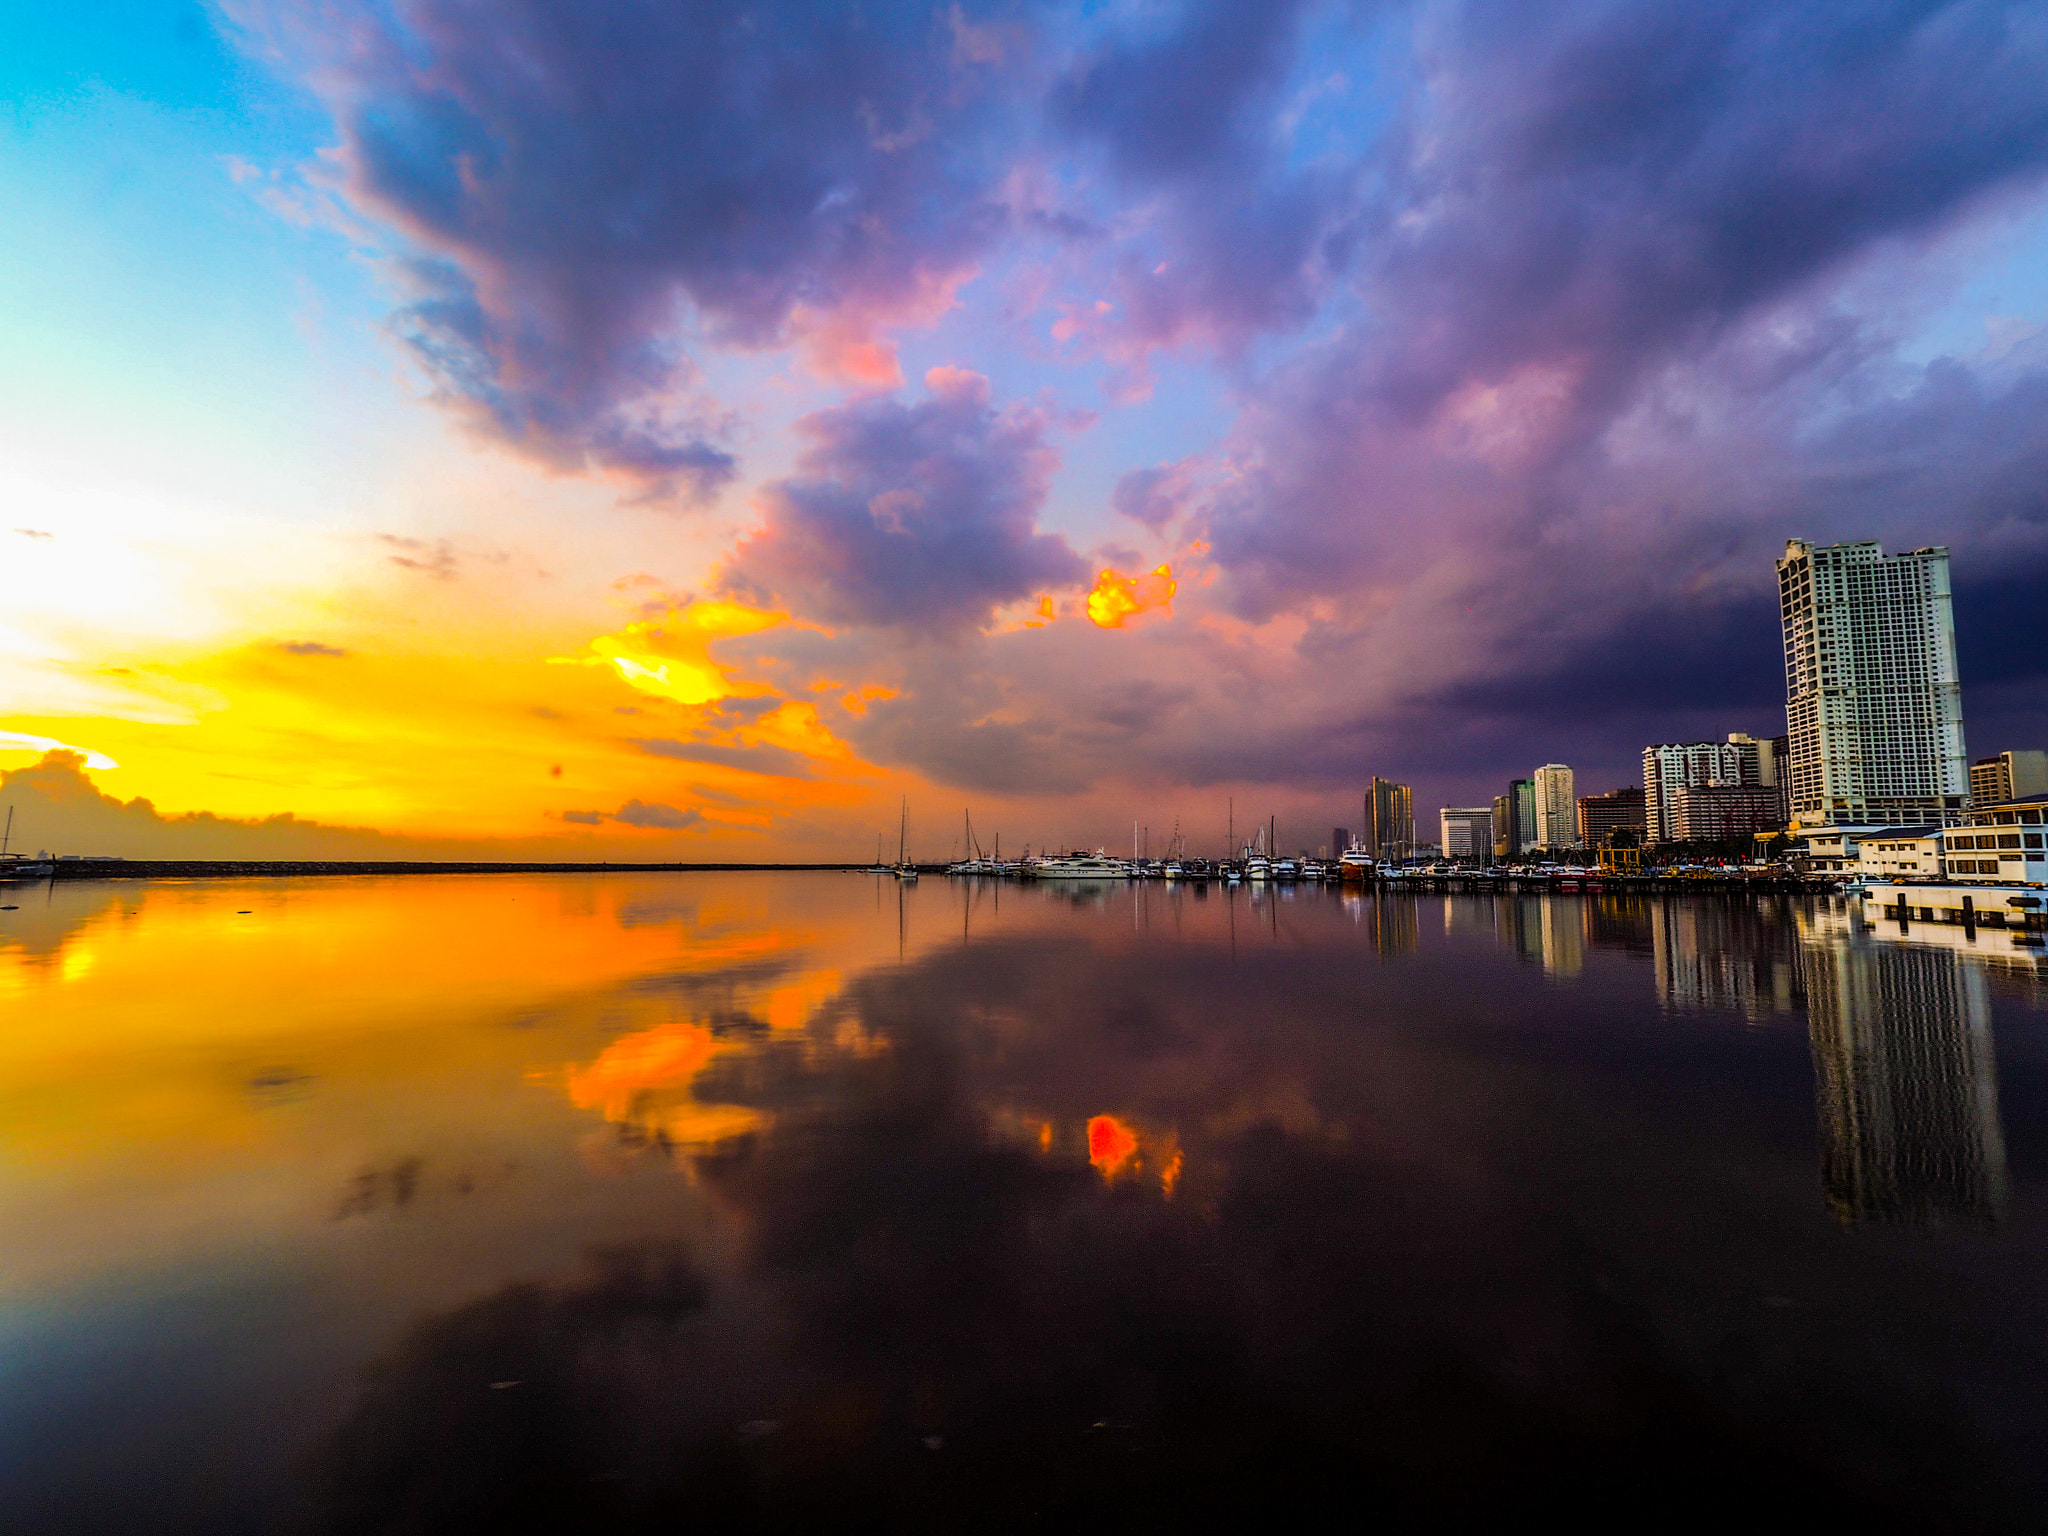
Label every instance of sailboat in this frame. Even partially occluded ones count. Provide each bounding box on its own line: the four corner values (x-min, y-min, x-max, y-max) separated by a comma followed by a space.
863, 831, 893, 875
1244, 822, 1271, 883
0, 806, 53, 881
947, 810, 998, 875
893, 798, 919, 880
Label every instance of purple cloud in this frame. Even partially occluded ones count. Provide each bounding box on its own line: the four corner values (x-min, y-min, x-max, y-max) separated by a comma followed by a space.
725, 368, 1086, 631
257, 0, 1041, 499
232, 0, 2048, 813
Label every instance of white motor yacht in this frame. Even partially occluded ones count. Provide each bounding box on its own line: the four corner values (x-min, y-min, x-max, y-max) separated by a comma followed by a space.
1028, 851, 1133, 879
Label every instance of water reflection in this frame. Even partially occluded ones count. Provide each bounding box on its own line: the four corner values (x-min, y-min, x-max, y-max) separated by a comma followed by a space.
1653, 899, 1804, 1020
3, 876, 2046, 1531
1799, 908, 2009, 1228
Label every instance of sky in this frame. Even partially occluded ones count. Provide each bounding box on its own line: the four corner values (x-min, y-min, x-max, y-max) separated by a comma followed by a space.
5, 0, 2048, 861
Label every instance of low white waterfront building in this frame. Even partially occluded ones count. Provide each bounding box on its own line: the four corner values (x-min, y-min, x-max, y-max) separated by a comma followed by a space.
1856, 830, 1945, 881
1944, 792, 2048, 884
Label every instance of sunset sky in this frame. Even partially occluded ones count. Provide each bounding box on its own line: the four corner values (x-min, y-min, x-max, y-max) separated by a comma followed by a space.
6, 0, 2048, 859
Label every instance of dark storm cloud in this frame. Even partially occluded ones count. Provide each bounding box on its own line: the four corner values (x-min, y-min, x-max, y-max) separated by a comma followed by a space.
724, 368, 1086, 632
257, 0, 1036, 499
1206, 0, 2048, 601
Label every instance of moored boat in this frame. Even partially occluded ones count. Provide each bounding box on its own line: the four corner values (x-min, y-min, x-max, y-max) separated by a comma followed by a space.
1026, 851, 1133, 879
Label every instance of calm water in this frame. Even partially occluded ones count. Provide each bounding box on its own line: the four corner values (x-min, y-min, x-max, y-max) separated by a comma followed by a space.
4, 874, 2047, 1532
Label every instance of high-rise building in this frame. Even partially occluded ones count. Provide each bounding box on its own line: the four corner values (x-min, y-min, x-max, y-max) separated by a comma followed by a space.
1669, 785, 1784, 843
1532, 764, 1577, 848
1366, 778, 1413, 861
1576, 785, 1646, 847
1643, 741, 1746, 843
1727, 731, 1790, 824
1331, 826, 1353, 855
1778, 539, 1967, 828
1491, 794, 1515, 859
1969, 750, 2048, 807
1510, 778, 1537, 852
1438, 807, 1494, 863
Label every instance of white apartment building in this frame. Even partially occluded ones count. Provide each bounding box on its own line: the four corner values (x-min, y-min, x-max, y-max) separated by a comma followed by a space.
1777, 539, 1967, 829
1643, 741, 1744, 843
1532, 764, 1578, 848
1438, 807, 1495, 863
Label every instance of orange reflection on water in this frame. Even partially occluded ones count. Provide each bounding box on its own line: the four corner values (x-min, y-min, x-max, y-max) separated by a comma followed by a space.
564, 1021, 764, 1151
1087, 1114, 1139, 1177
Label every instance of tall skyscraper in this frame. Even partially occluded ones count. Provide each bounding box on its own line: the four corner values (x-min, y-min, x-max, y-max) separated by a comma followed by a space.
1532, 764, 1577, 848
1366, 778, 1413, 860
1331, 826, 1352, 855
1491, 794, 1515, 859
1778, 540, 1967, 828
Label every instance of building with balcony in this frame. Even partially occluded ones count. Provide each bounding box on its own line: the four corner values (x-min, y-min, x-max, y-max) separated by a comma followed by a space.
1778, 539, 1967, 829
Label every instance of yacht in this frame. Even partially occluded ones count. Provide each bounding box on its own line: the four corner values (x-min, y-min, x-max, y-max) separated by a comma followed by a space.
1027, 850, 1133, 879
1337, 846, 1375, 882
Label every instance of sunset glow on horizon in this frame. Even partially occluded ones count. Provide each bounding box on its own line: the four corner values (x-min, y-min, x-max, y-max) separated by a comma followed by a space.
6, 0, 2047, 859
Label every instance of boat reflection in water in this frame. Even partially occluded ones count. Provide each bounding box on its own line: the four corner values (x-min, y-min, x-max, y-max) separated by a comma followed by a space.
3, 875, 2047, 1532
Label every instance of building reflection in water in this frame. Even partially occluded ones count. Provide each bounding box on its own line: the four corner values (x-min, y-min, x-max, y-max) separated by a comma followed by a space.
1798, 908, 2008, 1228
1651, 898, 1803, 1021
1498, 895, 1583, 976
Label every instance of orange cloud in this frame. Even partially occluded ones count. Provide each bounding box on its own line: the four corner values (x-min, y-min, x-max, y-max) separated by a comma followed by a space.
1086, 565, 1176, 629
551, 600, 789, 707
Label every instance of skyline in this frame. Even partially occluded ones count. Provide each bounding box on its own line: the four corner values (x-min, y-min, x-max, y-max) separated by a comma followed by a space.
7, 1, 2048, 858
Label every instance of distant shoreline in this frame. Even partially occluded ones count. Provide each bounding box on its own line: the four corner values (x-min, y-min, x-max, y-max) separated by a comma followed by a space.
29, 861, 887, 880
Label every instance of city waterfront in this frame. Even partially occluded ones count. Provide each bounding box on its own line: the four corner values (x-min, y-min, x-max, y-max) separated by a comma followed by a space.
5, 872, 2048, 1531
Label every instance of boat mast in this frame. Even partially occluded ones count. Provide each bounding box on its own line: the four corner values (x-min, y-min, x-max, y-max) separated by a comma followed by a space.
1227, 797, 1234, 859
899, 797, 908, 867
1, 806, 11, 857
